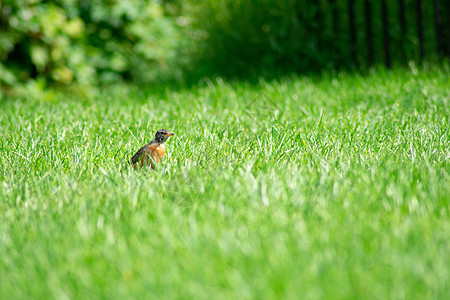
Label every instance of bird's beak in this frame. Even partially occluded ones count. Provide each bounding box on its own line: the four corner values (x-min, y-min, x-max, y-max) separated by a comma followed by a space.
165, 132, 175, 137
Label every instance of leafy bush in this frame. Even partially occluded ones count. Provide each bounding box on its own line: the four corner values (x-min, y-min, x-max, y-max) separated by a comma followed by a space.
0, 0, 182, 88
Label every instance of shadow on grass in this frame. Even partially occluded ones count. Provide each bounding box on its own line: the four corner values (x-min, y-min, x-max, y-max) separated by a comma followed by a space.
1, 61, 448, 110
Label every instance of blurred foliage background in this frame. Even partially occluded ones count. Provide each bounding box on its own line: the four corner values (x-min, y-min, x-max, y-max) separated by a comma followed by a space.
0, 0, 184, 89
0, 0, 448, 92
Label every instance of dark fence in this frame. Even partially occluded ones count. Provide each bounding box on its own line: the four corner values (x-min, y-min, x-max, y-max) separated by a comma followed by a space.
189, 0, 450, 78
333, 0, 449, 67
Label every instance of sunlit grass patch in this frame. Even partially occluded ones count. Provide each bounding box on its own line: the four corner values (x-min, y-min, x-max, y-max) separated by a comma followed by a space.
0, 66, 449, 299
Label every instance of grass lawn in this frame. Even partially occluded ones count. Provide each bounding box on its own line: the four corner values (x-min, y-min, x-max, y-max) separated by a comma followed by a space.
0, 66, 449, 299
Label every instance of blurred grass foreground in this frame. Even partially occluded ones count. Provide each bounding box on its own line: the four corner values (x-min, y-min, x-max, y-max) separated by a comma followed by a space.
1, 65, 449, 299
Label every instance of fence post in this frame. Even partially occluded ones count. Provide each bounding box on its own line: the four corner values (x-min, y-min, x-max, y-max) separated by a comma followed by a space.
348, 0, 357, 64
364, 0, 374, 65
382, 0, 391, 67
398, 0, 407, 60
416, 0, 424, 60
445, 0, 450, 56
433, 0, 444, 57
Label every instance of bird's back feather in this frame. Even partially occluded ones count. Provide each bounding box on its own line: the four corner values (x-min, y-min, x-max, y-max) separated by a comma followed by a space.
130, 140, 157, 165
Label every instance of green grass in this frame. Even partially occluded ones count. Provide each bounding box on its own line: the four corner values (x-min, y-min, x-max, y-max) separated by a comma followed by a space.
1, 65, 449, 299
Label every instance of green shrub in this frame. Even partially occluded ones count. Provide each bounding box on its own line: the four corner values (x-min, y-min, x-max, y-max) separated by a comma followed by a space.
0, 0, 182, 87
184, 0, 346, 77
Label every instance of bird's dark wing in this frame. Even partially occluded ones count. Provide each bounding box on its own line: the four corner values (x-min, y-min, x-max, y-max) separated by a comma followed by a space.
130, 146, 146, 165
130, 141, 156, 164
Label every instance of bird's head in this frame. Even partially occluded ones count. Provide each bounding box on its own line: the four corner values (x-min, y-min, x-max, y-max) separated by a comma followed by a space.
155, 129, 174, 143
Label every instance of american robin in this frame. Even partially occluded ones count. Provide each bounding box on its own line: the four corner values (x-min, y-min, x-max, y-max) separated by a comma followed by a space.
130, 129, 174, 169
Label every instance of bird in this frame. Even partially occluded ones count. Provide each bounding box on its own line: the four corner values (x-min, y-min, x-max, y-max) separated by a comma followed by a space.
130, 129, 174, 169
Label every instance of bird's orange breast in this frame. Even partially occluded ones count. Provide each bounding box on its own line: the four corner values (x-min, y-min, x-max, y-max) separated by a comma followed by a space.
145, 143, 165, 169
